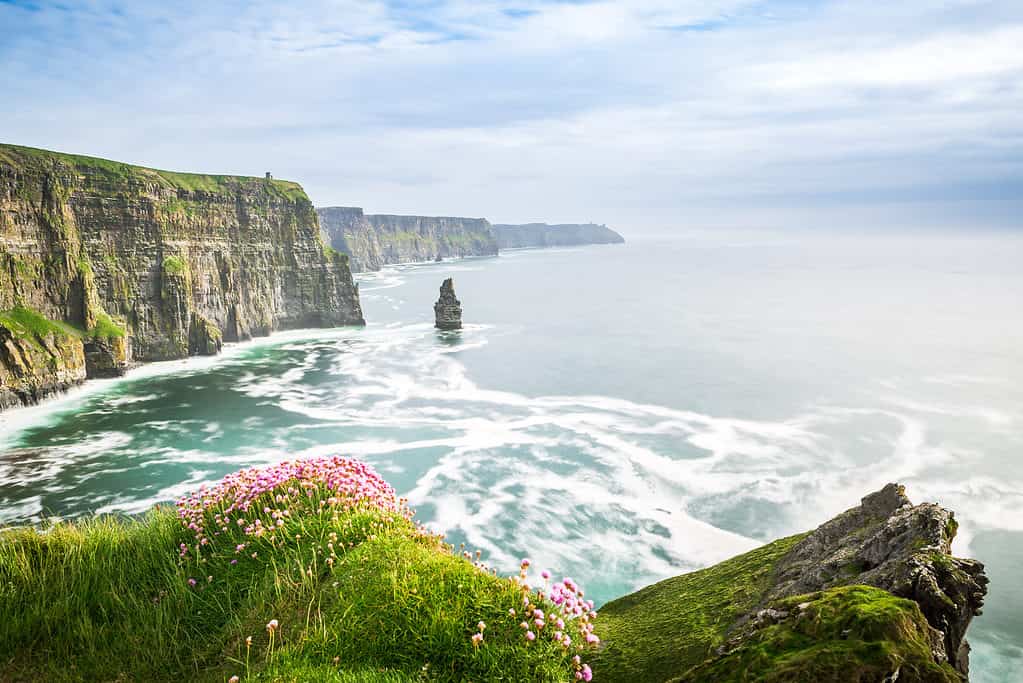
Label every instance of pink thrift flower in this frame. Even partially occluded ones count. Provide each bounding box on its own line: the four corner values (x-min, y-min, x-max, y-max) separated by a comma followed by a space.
525, 631, 536, 642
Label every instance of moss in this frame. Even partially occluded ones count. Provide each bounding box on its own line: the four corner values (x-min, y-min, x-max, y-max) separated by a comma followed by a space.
674, 586, 959, 682
592, 534, 807, 682
87, 311, 126, 340
0, 305, 83, 345
161, 255, 186, 277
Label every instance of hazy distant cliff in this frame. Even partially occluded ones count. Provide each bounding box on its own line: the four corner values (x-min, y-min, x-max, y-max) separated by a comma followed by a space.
317, 206, 498, 272
0, 144, 363, 410
493, 222, 624, 249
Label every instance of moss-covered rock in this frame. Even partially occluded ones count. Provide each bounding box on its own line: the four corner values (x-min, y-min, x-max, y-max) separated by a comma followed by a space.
674, 586, 959, 683
0, 306, 86, 407
593, 484, 988, 683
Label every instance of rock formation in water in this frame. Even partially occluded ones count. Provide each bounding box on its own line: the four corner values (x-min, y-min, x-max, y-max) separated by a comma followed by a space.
434, 278, 462, 330
317, 206, 499, 273
594, 483, 989, 682
0, 144, 364, 410
492, 222, 625, 249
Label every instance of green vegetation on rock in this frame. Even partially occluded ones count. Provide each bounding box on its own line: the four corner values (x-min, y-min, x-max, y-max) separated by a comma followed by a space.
675, 586, 959, 683
88, 311, 126, 340
162, 255, 187, 276
592, 534, 806, 682
0, 305, 82, 344
0, 144, 308, 203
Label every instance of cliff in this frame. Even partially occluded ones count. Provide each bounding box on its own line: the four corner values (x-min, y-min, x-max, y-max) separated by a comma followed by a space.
317, 206, 498, 272
593, 483, 988, 682
0, 144, 363, 409
492, 222, 625, 249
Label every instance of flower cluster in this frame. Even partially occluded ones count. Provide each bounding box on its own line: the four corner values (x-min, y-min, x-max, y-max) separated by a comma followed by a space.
176, 456, 411, 563
476, 558, 598, 680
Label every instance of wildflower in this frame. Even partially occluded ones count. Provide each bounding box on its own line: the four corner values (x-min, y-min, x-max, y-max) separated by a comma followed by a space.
187, 578, 197, 587
266, 619, 279, 633
477, 621, 486, 631
520, 558, 531, 568
229, 677, 239, 683
245, 636, 252, 647
471, 632, 484, 647
525, 630, 536, 642
541, 569, 551, 580
581, 664, 593, 681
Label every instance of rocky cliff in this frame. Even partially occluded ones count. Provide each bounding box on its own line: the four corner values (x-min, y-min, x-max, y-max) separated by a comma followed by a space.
594, 484, 988, 682
0, 144, 364, 410
492, 222, 625, 249
317, 206, 498, 272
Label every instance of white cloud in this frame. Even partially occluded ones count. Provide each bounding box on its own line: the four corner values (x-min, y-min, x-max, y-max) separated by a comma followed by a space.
1, 0, 1020, 229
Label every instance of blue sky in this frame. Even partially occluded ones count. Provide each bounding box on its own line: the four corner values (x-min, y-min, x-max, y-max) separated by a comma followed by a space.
1, 0, 1021, 230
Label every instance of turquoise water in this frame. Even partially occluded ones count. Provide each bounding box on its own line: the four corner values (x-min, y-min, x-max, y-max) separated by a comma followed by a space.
1, 230, 1021, 680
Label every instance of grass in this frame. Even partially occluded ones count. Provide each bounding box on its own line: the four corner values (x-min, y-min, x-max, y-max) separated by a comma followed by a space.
0, 458, 594, 682
88, 310, 126, 340
162, 255, 187, 276
674, 586, 960, 682
591, 534, 806, 682
0, 305, 82, 343
0, 143, 309, 203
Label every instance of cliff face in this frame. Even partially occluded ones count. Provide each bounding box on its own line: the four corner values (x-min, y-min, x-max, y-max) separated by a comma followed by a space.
594, 484, 988, 683
492, 222, 625, 249
317, 206, 498, 272
0, 144, 363, 409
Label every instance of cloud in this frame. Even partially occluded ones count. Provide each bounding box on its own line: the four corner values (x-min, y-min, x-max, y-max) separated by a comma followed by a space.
1, 0, 1020, 229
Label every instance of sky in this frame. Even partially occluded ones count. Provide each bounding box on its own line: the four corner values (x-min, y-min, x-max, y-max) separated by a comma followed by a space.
1, 0, 1021, 232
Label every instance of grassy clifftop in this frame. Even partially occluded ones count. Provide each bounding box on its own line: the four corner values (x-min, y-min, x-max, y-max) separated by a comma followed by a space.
0, 457, 597, 683
0, 143, 308, 201
0, 461, 985, 683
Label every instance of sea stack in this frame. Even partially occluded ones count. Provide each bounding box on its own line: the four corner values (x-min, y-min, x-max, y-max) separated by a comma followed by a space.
434, 278, 462, 330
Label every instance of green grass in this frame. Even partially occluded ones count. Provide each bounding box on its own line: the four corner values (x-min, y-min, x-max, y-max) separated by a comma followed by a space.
674, 586, 960, 682
592, 534, 806, 682
162, 255, 187, 276
0, 496, 582, 681
0, 143, 309, 202
88, 310, 126, 340
0, 305, 83, 343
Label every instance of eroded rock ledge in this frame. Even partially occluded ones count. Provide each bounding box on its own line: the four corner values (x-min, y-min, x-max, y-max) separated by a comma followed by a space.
593, 484, 989, 683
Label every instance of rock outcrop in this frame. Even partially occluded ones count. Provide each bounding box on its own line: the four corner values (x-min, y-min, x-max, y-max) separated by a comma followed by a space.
433, 278, 462, 330
318, 206, 498, 273
764, 484, 987, 677
594, 484, 989, 683
0, 144, 364, 409
492, 222, 625, 249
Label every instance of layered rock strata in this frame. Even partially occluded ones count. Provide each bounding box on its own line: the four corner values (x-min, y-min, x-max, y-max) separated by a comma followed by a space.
317, 206, 498, 272
433, 278, 462, 330
0, 144, 364, 409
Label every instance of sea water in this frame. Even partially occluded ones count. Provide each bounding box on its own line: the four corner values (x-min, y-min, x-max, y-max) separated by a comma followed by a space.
1, 229, 1020, 681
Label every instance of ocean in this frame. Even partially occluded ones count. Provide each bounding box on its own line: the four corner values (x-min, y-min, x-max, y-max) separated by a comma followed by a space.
1, 229, 1020, 680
